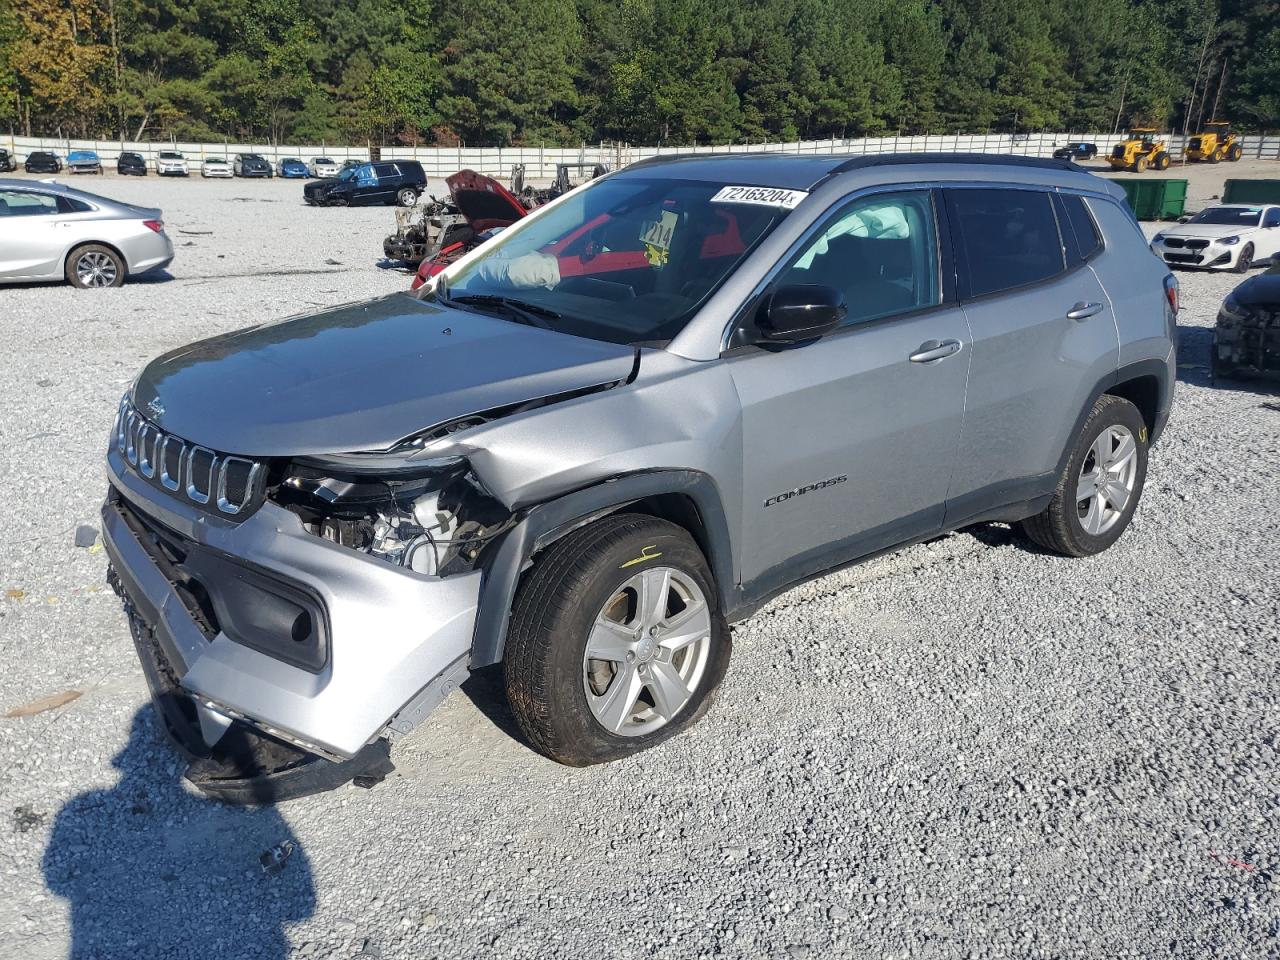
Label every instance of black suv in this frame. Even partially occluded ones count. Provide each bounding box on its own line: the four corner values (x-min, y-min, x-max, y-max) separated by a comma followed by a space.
304, 160, 427, 207
118, 152, 148, 176
234, 154, 273, 178
25, 151, 62, 173
0, 149, 16, 173
1053, 142, 1099, 161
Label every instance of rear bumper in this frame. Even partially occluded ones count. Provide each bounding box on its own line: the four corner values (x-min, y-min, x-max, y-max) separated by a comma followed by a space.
103, 447, 480, 760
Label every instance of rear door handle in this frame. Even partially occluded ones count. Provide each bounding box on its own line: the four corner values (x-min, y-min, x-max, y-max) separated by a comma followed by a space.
1066, 301, 1104, 320
909, 339, 963, 363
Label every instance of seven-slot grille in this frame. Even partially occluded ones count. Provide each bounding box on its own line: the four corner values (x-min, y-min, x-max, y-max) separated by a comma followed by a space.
114, 397, 266, 517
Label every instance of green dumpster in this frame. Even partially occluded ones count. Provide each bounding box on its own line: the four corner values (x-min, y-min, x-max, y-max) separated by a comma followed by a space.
1111, 178, 1188, 220
1222, 179, 1280, 205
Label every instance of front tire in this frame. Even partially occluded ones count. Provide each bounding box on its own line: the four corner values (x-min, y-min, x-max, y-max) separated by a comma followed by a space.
65, 244, 126, 289
1234, 243, 1254, 273
504, 513, 730, 766
1022, 395, 1148, 557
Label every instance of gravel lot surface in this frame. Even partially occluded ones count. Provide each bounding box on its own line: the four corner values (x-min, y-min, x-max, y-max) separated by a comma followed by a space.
1, 171, 1278, 960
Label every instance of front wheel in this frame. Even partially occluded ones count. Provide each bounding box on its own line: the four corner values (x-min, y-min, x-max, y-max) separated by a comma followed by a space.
1227, 143, 1243, 162
504, 513, 730, 766
1022, 395, 1148, 557
1233, 243, 1254, 273
1134, 155, 1147, 173
66, 244, 125, 288
1154, 151, 1170, 171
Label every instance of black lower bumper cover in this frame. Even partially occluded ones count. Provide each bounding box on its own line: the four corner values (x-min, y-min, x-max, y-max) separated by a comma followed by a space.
108, 563, 395, 804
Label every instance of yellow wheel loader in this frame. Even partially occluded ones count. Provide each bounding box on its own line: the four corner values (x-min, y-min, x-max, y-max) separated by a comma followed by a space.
1185, 121, 1243, 163
1107, 129, 1171, 172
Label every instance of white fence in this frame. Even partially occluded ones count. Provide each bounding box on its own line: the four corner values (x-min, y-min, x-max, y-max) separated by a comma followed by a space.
4, 131, 1279, 182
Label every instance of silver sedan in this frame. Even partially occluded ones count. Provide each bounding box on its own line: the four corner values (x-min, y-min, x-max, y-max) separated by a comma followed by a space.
0, 178, 174, 288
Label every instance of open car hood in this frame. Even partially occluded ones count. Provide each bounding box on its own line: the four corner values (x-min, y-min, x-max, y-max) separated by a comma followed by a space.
447, 169, 529, 232
131, 294, 636, 458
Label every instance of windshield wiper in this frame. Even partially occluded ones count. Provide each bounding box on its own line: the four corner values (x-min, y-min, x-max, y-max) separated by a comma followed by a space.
447, 294, 561, 329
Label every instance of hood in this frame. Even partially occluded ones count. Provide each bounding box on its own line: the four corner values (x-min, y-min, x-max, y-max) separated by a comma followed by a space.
305, 177, 340, 193
447, 169, 529, 232
131, 293, 636, 457
1164, 222, 1259, 239
1231, 273, 1280, 307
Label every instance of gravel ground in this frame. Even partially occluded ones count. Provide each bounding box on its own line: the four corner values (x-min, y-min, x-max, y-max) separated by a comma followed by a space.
1, 173, 1278, 960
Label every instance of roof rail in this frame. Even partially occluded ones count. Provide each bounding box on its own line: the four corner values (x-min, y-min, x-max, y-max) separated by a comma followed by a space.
827, 152, 1082, 174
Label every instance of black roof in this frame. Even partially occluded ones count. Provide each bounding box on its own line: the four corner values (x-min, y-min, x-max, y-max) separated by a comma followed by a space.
620, 151, 1083, 191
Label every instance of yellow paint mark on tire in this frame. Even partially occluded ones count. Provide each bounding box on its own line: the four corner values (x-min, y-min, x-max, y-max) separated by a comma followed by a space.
620, 545, 662, 569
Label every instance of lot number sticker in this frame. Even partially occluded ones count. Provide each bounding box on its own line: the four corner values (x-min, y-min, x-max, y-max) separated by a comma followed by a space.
711, 185, 808, 209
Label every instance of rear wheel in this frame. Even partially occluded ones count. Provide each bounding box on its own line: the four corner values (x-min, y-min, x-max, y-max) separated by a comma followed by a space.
1233, 243, 1254, 273
1154, 151, 1170, 171
504, 513, 730, 766
396, 187, 417, 207
65, 244, 125, 289
1227, 143, 1243, 162
1022, 395, 1148, 557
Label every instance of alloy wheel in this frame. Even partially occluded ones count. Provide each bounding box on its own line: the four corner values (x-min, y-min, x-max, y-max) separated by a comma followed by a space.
1076, 425, 1138, 536
582, 566, 712, 736
76, 251, 119, 287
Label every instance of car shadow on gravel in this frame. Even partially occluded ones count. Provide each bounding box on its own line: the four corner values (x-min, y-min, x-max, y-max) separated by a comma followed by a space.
41, 707, 315, 958
459, 665, 535, 750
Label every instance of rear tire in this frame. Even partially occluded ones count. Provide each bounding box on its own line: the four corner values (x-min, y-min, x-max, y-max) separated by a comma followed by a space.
1227, 143, 1243, 162
504, 513, 730, 766
1154, 151, 1170, 171
396, 187, 417, 207
1022, 395, 1148, 557
65, 244, 125, 289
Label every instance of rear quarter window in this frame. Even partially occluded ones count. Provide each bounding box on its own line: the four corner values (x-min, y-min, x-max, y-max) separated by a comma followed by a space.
947, 188, 1066, 298
1055, 193, 1104, 263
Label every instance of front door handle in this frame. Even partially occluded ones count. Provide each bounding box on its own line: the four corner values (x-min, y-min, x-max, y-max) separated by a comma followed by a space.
909, 339, 963, 363
1066, 301, 1104, 320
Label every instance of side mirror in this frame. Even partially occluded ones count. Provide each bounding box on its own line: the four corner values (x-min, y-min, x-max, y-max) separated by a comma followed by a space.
1177, 216, 1191, 224
757, 284, 846, 343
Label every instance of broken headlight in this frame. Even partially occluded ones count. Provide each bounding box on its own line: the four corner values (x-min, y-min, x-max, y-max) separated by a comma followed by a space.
273, 456, 513, 577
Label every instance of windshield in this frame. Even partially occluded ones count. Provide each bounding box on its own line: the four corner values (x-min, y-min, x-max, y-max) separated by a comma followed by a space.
69, 152, 95, 160
1189, 207, 1262, 227
206, 157, 226, 163
337, 166, 358, 181
159, 152, 182, 159
435, 176, 791, 345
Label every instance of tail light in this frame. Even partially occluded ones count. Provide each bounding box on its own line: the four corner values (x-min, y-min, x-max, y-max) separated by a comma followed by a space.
1163, 273, 1179, 314
143, 220, 164, 234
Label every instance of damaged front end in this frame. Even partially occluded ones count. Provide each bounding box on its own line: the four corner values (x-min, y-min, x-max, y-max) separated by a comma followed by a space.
102, 409, 519, 803
382, 195, 469, 267
1214, 285, 1280, 379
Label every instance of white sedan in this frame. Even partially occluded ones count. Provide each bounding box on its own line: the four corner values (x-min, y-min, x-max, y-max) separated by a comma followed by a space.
308, 157, 339, 178
201, 157, 233, 178
1152, 204, 1280, 272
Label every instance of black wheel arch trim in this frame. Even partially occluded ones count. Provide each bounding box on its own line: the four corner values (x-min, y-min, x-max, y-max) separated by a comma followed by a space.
470, 470, 735, 667
1056, 357, 1171, 478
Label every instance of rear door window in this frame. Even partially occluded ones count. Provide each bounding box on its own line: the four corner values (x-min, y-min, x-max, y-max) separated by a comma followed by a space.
946, 188, 1066, 298
0, 190, 59, 216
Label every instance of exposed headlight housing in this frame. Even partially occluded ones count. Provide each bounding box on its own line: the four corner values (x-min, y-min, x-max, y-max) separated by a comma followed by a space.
1218, 293, 1248, 323
272, 455, 513, 577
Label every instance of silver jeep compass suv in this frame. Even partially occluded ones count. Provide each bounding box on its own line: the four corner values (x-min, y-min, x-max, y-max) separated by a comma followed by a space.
103, 153, 1177, 800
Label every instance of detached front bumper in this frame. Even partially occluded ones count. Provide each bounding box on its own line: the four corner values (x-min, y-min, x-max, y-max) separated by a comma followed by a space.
103, 447, 481, 769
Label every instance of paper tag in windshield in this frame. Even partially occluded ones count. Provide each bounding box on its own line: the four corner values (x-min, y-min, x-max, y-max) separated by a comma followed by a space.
711, 185, 808, 209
